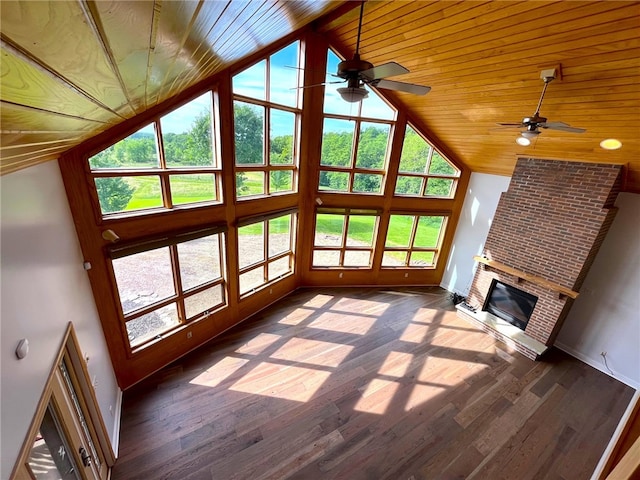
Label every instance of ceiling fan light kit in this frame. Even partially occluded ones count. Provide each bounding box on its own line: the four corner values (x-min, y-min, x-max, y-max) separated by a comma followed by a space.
498, 65, 586, 145
337, 86, 369, 102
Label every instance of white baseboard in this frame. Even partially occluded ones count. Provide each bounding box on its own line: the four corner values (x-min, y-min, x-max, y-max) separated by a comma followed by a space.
554, 341, 640, 390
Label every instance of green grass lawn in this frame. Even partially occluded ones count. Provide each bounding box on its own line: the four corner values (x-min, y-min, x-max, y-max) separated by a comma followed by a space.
122, 179, 443, 247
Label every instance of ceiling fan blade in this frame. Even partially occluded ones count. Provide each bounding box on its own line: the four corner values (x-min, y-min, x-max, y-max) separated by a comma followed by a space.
496, 122, 524, 127
542, 122, 586, 133
375, 79, 431, 95
292, 80, 345, 90
360, 62, 409, 81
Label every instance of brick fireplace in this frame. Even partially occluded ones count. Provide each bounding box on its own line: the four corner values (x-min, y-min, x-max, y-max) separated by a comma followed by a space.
457, 158, 622, 359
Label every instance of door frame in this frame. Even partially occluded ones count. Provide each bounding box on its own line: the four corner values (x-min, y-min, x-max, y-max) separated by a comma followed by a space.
11, 323, 116, 479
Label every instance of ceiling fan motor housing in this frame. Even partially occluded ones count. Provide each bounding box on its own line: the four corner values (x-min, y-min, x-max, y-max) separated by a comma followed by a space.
337, 54, 373, 80
523, 114, 547, 127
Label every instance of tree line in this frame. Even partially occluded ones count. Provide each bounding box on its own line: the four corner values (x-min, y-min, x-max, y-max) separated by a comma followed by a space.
92, 106, 456, 212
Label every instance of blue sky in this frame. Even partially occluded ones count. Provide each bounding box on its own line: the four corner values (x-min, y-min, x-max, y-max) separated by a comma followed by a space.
150, 43, 396, 138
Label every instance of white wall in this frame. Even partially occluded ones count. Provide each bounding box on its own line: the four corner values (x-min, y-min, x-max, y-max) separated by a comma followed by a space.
556, 192, 640, 389
441, 172, 511, 295
1, 162, 121, 479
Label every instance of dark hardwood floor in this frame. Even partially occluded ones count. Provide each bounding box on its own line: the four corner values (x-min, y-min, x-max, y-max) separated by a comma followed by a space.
112, 287, 634, 480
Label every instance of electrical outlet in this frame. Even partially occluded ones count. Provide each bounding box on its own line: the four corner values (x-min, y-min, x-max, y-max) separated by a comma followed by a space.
187, 331, 193, 339
339, 272, 343, 278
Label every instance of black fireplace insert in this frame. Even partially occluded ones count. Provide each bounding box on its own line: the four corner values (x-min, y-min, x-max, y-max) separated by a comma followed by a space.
483, 279, 538, 330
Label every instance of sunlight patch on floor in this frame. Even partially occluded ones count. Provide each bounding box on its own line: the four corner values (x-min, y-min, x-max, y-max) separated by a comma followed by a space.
303, 294, 335, 308
277, 307, 315, 325
308, 311, 376, 335
355, 378, 401, 414
270, 337, 354, 367
230, 362, 331, 402
377, 351, 414, 378
189, 356, 250, 387
332, 298, 389, 316
400, 322, 432, 343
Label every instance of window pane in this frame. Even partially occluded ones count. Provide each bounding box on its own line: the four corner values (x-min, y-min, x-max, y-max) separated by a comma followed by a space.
270, 109, 295, 165
268, 256, 291, 280
414, 216, 444, 248
269, 170, 293, 193
344, 250, 371, 267
429, 151, 457, 175
96, 175, 163, 213
356, 123, 389, 169
314, 214, 344, 246
386, 215, 414, 247
113, 247, 175, 314
126, 303, 179, 348
170, 174, 216, 205
240, 267, 265, 294
382, 251, 407, 267
424, 178, 454, 197
161, 92, 214, 167
360, 90, 396, 121
313, 250, 340, 267
269, 42, 299, 107
409, 251, 435, 267
394, 176, 423, 195
236, 171, 265, 197
184, 285, 223, 319
346, 215, 376, 246
234, 102, 264, 165
89, 124, 158, 169
269, 215, 291, 256
177, 234, 222, 290
321, 118, 354, 167
319, 170, 349, 191
233, 60, 266, 100
398, 126, 429, 173
238, 223, 264, 268
353, 173, 382, 193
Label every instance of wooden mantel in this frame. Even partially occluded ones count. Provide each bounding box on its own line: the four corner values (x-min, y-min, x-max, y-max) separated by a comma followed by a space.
473, 256, 579, 299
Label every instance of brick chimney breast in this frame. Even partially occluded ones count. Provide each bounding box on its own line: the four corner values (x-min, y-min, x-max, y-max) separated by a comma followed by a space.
460, 158, 623, 359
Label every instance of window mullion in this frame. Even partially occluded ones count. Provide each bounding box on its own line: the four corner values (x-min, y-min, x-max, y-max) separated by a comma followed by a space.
170, 244, 187, 324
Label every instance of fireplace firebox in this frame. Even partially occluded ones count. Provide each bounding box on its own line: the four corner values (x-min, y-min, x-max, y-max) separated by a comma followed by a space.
483, 280, 538, 331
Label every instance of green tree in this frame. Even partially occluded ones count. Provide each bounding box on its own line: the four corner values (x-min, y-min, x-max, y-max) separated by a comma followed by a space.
234, 104, 263, 164
95, 177, 135, 213
184, 112, 213, 165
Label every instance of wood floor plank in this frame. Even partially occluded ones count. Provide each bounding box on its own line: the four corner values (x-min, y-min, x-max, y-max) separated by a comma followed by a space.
112, 287, 634, 480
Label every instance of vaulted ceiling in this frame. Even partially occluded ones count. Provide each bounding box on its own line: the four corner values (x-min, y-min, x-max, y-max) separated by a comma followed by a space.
2, 1, 639, 192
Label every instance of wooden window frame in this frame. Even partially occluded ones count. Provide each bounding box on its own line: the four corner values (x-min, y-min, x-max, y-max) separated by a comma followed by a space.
108, 225, 228, 353
381, 213, 449, 269
311, 208, 381, 269
232, 41, 302, 201
394, 123, 460, 199
237, 209, 297, 298
87, 91, 223, 220
318, 114, 394, 195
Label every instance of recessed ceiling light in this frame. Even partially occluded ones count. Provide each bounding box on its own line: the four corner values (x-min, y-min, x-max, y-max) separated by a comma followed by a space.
600, 138, 622, 150
516, 136, 531, 146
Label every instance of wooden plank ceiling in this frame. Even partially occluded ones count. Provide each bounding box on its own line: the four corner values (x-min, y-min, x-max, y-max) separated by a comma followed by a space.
2, 1, 639, 192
